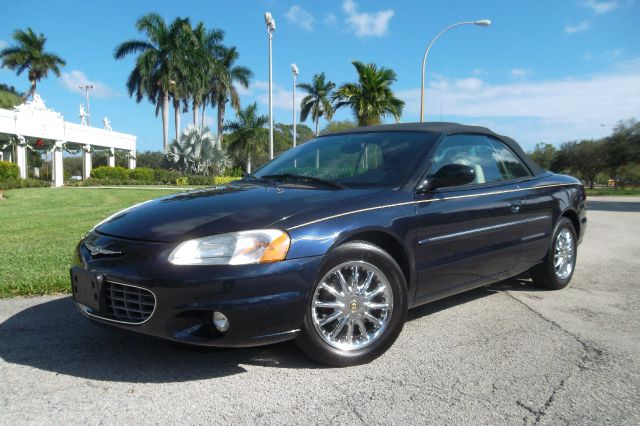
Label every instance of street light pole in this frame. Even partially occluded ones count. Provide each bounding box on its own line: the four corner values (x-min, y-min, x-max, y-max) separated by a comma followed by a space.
420, 19, 491, 122
265, 12, 276, 159
291, 63, 299, 148
79, 84, 94, 126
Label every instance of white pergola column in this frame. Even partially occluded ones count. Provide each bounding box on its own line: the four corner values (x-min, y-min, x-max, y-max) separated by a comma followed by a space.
15, 143, 27, 179
53, 141, 64, 187
108, 148, 116, 167
128, 150, 136, 169
82, 145, 92, 179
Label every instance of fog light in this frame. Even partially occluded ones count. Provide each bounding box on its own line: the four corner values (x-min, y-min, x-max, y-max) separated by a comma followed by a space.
212, 311, 229, 332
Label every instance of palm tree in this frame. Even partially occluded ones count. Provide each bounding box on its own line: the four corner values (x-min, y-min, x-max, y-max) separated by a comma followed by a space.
208, 46, 252, 141
224, 103, 268, 173
0, 28, 66, 101
114, 13, 191, 152
188, 23, 224, 127
297, 73, 335, 136
333, 61, 405, 127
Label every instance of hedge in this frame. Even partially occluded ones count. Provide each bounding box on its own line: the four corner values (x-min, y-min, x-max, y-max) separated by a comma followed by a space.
0, 161, 20, 181
0, 178, 50, 190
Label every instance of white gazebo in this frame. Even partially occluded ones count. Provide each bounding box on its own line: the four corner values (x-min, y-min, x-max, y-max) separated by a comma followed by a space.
0, 95, 136, 187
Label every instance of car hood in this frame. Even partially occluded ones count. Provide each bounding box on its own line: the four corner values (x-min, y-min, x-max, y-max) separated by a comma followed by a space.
95, 184, 381, 242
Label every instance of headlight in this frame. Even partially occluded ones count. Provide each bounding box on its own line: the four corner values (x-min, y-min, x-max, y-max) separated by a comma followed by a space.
168, 229, 290, 265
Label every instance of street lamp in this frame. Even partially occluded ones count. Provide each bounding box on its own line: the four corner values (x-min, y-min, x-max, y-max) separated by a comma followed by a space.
419, 19, 491, 122
291, 63, 299, 148
79, 84, 94, 126
265, 12, 276, 159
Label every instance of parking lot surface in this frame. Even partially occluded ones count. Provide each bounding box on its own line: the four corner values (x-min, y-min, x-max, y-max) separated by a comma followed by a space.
1, 196, 639, 424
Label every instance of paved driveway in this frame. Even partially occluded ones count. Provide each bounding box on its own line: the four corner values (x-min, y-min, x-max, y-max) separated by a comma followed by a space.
1, 196, 639, 424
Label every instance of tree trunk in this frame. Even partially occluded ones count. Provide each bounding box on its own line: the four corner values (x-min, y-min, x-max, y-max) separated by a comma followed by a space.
193, 102, 199, 126
217, 101, 226, 142
173, 98, 181, 140
23, 80, 36, 101
162, 91, 169, 152
315, 117, 319, 136
247, 152, 252, 174
201, 103, 206, 128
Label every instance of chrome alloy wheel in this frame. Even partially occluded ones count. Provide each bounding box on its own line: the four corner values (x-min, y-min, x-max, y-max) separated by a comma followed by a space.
311, 261, 393, 351
554, 229, 575, 280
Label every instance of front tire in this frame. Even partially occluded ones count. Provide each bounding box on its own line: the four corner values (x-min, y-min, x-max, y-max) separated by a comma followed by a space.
297, 241, 408, 367
530, 217, 577, 290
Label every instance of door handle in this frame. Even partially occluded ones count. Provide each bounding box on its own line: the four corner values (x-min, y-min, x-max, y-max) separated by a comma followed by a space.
510, 201, 523, 213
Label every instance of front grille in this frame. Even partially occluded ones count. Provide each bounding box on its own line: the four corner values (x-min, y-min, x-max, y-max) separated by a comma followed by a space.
104, 281, 155, 324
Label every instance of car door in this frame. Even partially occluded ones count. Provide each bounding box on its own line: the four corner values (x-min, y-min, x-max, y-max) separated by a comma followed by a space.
413, 134, 532, 298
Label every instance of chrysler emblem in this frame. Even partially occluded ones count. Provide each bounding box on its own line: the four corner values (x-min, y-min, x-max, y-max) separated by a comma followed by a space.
84, 242, 122, 257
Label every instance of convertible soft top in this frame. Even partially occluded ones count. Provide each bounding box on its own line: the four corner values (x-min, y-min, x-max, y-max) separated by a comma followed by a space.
321, 122, 546, 176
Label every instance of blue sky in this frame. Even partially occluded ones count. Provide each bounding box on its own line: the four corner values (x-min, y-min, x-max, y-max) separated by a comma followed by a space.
1, 0, 639, 151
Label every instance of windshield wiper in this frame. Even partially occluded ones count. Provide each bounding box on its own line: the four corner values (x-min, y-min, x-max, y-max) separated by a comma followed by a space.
261, 173, 346, 189
238, 173, 279, 187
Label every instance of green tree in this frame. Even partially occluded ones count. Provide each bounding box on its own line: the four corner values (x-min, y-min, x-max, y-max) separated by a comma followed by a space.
209, 46, 253, 141
224, 103, 268, 173
321, 119, 358, 135
603, 119, 640, 187
166, 126, 229, 175
529, 143, 557, 171
136, 151, 166, 169
555, 140, 606, 189
333, 61, 404, 127
297, 72, 336, 136
114, 13, 191, 152
0, 28, 65, 101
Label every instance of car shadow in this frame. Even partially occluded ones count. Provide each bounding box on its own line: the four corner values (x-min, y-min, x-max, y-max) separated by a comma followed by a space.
0, 277, 542, 382
587, 200, 640, 212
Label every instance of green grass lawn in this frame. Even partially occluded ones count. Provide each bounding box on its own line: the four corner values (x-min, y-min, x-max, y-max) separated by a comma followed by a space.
585, 188, 640, 196
0, 187, 184, 298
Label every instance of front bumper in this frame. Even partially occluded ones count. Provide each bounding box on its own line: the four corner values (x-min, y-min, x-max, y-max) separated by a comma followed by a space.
72, 233, 324, 347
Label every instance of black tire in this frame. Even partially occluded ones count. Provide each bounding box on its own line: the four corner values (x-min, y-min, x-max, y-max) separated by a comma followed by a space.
530, 217, 577, 290
296, 241, 408, 367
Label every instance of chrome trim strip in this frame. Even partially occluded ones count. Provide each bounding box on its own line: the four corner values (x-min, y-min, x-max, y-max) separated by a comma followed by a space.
287, 183, 572, 230
521, 232, 547, 242
75, 279, 157, 326
419, 215, 550, 244
252, 329, 301, 340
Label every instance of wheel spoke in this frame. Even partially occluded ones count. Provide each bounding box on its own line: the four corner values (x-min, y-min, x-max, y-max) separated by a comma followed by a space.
319, 282, 342, 299
365, 285, 386, 300
364, 312, 383, 328
346, 320, 354, 343
357, 319, 368, 339
335, 270, 350, 295
364, 302, 389, 310
330, 316, 349, 339
359, 272, 374, 294
319, 310, 343, 326
351, 266, 359, 292
314, 301, 344, 309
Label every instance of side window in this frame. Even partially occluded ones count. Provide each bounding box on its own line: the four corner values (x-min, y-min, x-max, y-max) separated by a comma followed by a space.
429, 134, 529, 185
485, 137, 531, 180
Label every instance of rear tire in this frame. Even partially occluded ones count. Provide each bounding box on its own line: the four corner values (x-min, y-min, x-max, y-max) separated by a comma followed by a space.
296, 241, 408, 367
530, 217, 577, 290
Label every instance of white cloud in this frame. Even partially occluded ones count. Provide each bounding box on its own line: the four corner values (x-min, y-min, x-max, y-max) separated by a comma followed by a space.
564, 20, 591, 34
60, 70, 118, 98
285, 5, 315, 31
396, 62, 640, 146
509, 68, 534, 79
324, 13, 338, 27
455, 77, 484, 91
0, 40, 7, 49
581, 0, 619, 14
607, 48, 623, 58
236, 80, 293, 111
342, 0, 394, 37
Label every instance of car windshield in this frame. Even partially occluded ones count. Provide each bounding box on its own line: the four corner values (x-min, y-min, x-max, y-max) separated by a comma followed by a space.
253, 131, 439, 188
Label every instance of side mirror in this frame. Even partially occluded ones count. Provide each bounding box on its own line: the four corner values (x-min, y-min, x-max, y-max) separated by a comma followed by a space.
418, 164, 476, 191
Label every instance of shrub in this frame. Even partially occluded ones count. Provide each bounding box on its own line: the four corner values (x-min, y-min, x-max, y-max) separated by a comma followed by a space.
90, 166, 129, 180
0, 178, 49, 190
128, 167, 155, 182
213, 176, 238, 186
175, 176, 189, 186
0, 161, 20, 181
153, 169, 181, 184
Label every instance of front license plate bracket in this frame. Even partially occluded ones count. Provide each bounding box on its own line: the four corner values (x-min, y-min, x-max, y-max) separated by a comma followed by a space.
70, 267, 103, 312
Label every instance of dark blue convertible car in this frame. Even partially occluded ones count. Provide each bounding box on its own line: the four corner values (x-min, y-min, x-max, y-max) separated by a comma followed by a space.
71, 122, 586, 366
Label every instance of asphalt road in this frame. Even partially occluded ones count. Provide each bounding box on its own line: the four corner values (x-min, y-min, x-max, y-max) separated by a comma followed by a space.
1, 196, 639, 425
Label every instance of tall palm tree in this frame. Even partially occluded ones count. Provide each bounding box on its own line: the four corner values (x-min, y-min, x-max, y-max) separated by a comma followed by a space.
333, 61, 405, 127
224, 103, 268, 173
188, 23, 224, 127
114, 13, 190, 152
0, 28, 66, 101
208, 46, 252, 141
297, 72, 335, 136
